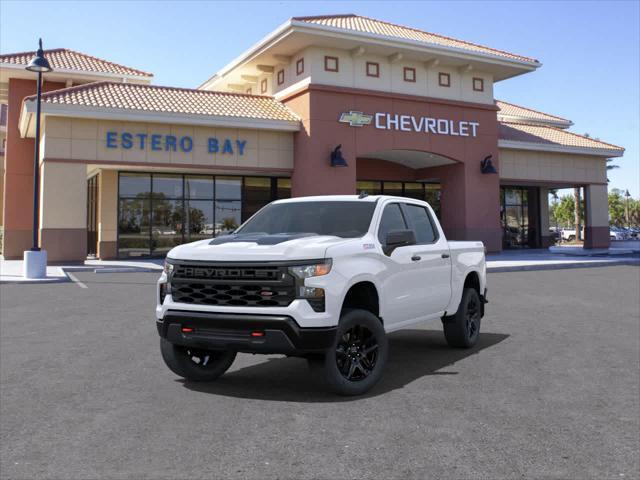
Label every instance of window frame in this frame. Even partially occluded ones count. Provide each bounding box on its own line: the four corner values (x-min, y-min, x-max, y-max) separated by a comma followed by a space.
438, 72, 451, 87
366, 61, 380, 78
376, 202, 408, 245
277, 69, 284, 85
260, 78, 268, 94
324, 55, 339, 72
472, 77, 484, 92
296, 58, 304, 75
399, 202, 440, 245
403, 67, 416, 83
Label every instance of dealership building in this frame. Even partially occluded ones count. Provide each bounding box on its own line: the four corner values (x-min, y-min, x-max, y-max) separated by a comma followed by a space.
0, 14, 624, 261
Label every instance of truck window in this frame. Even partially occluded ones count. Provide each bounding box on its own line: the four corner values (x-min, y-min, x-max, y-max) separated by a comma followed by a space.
377, 203, 407, 243
236, 201, 376, 238
402, 204, 437, 243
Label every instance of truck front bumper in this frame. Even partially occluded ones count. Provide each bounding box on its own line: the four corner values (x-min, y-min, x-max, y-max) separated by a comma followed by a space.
157, 310, 337, 355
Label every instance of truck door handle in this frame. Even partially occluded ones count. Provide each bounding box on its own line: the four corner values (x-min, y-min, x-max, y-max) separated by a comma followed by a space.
441, 253, 450, 259
411, 255, 421, 261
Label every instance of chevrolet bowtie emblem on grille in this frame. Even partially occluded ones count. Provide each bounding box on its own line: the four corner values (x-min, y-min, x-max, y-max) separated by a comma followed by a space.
339, 111, 373, 127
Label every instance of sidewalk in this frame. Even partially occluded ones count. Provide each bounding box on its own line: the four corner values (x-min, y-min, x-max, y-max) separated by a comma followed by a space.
486, 249, 639, 273
1, 250, 638, 283
0, 257, 162, 284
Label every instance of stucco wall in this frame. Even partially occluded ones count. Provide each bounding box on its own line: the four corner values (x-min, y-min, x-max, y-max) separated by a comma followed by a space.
499, 148, 607, 184
273, 46, 494, 105
42, 117, 294, 171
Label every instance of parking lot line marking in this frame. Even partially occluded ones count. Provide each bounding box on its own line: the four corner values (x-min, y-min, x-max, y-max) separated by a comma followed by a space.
66, 272, 88, 289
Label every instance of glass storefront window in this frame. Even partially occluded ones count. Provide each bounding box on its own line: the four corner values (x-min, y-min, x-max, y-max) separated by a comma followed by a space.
118, 197, 151, 257
403, 182, 424, 200
216, 200, 242, 236
356, 181, 382, 195
383, 182, 403, 197
119, 173, 151, 197
185, 176, 214, 200
425, 184, 441, 219
153, 175, 183, 198
186, 200, 214, 241
243, 177, 272, 220
277, 178, 291, 199
117, 173, 287, 258
216, 176, 241, 199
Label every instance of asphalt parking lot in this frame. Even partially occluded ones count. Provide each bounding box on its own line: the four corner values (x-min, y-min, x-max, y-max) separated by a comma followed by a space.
1, 266, 639, 480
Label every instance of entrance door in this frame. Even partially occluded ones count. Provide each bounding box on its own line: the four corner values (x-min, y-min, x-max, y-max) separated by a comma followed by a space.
501, 186, 540, 248
87, 175, 99, 257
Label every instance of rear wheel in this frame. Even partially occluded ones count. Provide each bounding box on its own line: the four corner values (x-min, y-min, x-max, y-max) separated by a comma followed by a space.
443, 288, 481, 348
321, 309, 388, 396
160, 338, 236, 382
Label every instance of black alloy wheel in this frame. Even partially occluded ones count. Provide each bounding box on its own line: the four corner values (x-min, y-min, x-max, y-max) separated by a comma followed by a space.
443, 287, 482, 348
335, 324, 379, 381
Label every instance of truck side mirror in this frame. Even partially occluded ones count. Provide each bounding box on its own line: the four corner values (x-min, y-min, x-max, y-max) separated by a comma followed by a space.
384, 229, 416, 255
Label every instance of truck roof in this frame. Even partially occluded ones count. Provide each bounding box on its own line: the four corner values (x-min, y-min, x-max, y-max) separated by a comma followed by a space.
273, 195, 419, 204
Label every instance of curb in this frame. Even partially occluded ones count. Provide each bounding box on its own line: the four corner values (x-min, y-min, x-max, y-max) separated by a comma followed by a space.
488, 259, 640, 273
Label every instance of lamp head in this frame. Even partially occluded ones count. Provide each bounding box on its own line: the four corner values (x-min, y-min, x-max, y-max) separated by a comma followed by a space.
26, 39, 53, 73
330, 144, 348, 167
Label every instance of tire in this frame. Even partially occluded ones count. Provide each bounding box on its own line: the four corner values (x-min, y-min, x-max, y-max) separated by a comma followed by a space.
160, 338, 236, 382
321, 309, 388, 396
443, 288, 482, 348
567, 235, 575, 242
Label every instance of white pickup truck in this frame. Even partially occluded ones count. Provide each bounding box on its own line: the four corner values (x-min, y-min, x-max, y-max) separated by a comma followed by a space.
157, 195, 487, 395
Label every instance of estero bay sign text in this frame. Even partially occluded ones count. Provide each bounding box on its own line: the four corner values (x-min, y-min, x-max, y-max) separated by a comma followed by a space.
105, 131, 248, 155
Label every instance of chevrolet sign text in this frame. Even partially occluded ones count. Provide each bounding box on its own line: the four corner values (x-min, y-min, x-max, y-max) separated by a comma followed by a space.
374, 113, 479, 137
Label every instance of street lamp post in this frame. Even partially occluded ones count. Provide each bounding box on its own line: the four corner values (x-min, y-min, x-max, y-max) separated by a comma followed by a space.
23, 39, 52, 279
625, 189, 631, 229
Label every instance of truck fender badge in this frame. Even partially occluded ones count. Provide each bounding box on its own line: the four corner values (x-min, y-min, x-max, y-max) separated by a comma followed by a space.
363, 243, 375, 250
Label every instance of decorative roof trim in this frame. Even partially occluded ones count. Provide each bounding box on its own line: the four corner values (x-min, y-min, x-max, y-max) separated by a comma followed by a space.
499, 140, 623, 158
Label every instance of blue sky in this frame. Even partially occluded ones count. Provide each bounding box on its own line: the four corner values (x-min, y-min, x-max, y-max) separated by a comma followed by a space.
1, 0, 638, 197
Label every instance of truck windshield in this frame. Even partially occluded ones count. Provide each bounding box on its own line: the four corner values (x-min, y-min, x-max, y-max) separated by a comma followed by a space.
236, 201, 376, 238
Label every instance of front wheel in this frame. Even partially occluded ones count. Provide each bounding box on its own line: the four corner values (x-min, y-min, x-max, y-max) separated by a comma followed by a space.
442, 288, 482, 348
160, 338, 236, 382
321, 309, 388, 396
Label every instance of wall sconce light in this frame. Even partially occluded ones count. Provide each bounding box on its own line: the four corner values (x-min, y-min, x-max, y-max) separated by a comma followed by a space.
330, 144, 348, 167
480, 155, 497, 174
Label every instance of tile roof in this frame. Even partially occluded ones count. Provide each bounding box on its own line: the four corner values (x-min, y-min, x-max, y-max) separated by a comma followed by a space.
26, 81, 299, 122
496, 100, 571, 126
293, 14, 538, 64
499, 122, 624, 154
0, 48, 152, 78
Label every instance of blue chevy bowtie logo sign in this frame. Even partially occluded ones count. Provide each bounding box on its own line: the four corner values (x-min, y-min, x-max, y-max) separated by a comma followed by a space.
338, 111, 374, 127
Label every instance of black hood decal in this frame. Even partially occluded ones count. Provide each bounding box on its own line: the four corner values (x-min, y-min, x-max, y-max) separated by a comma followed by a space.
208, 233, 317, 246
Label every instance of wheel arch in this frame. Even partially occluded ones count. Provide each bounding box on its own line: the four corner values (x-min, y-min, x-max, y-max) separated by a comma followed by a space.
340, 279, 381, 321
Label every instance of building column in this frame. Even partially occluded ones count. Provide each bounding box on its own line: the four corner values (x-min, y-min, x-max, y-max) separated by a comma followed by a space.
539, 187, 553, 247
98, 170, 118, 259
584, 184, 610, 249
2, 78, 66, 259
39, 161, 87, 262
285, 91, 357, 196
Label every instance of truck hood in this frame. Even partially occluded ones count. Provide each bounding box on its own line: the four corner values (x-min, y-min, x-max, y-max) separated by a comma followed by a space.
167, 233, 351, 262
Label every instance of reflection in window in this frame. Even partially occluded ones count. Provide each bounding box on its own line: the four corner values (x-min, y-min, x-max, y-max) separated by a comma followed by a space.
185, 176, 214, 200
118, 197, 150, 257
117, 173, 289, 258
243, 177, 271, 220
356, 181, 382, 195
119, 173, 151, 197
153, 175, 183, 198
187, 200, 214, 242
216, 176, 241, 199
216, 201, 242, 236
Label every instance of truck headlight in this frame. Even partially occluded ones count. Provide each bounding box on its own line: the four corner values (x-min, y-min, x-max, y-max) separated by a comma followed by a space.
289, 260, 332, 279
164, 260, 174, 276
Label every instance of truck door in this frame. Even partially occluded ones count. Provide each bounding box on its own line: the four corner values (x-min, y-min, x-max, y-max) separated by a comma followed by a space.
400, 202, 452, 315
377, 202, 432, 327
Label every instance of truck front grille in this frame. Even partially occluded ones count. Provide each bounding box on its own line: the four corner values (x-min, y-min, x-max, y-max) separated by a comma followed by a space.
170, 263, 295, 307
